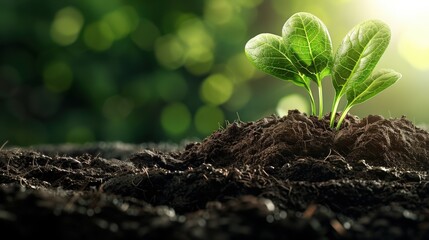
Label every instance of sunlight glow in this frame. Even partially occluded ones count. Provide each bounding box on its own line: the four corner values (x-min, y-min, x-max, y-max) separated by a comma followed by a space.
398, 29, 429, 70
372, 0, 429, 26
371, 0, 429, 70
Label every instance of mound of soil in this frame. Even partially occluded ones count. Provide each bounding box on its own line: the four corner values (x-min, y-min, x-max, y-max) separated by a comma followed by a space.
2, 110, 429, 239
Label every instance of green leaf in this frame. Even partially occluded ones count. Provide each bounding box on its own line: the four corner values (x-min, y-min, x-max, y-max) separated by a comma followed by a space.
282, 12, 333, 80
332, 20, 391, 96
335, 68, 401, 129
346, 69, 401, 106
244, 33, 309, 87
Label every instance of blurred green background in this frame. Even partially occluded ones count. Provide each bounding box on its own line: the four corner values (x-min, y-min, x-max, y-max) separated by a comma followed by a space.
1, 0, 428, 146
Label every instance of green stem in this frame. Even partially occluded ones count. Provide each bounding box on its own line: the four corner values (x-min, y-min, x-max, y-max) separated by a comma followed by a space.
335, 104, 353, 130
317, 80, 323, 119
309, 89, 316, 116
330, 95, 341, 128
304, 83, 316, 116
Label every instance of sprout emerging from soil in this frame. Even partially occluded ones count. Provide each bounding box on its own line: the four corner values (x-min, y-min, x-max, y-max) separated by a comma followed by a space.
245, 12, 401, 129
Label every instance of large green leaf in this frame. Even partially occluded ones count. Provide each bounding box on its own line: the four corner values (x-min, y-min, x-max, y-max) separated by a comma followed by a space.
244, 33, 309, 87
332, 20, 391, 96
282, 12, 333, 80
346, 69, 401, 106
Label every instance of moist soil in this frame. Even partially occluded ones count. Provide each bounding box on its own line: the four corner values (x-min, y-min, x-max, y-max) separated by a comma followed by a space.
2, 110, 429, 239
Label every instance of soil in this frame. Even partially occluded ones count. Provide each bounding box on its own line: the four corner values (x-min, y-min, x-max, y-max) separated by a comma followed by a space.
2, 110, 429, 239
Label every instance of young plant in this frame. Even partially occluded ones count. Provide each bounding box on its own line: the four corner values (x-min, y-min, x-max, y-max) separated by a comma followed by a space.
245, 12, 333, 119
330, 20, 401, 129
244, 12, 401, 129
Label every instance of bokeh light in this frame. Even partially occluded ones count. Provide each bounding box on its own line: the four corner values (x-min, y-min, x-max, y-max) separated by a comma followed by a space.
204, 0, 234, 25
200, 74, 234, 106
194, 105, 225, 135
83, 21, 115, 51
155, 35, 186, 70
50, 7, 84, 46
161, 102, 191, 137
102, 6, 138, 40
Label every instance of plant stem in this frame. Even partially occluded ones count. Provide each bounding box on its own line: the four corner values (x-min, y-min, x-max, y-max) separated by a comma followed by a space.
304, 83, 316, 116
317, 80, 323, 119
330, 95, 340, 128
335, 104, 353, 130
309, 90, 316, 116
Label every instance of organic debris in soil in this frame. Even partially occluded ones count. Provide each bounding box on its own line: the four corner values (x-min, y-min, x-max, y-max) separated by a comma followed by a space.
1, 110, 429, 239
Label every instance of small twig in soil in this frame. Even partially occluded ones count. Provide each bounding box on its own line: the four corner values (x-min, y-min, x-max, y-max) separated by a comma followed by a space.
323, 149, 333, 161
323, 149, 344, 161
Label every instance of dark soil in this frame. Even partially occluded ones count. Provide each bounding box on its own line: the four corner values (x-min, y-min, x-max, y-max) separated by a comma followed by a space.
2, 110, 429, 239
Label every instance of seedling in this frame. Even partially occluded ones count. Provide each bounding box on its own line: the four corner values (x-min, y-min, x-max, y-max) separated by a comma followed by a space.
245, 12, 401, 129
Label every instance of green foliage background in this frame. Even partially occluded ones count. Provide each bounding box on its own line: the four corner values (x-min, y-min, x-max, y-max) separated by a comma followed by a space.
0, 0, 425, 145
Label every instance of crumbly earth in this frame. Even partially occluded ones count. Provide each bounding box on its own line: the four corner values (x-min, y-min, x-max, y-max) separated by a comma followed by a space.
1, 110, 429, 239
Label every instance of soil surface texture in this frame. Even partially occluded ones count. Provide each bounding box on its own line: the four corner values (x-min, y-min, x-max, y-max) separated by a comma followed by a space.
2, 110, 429, 239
